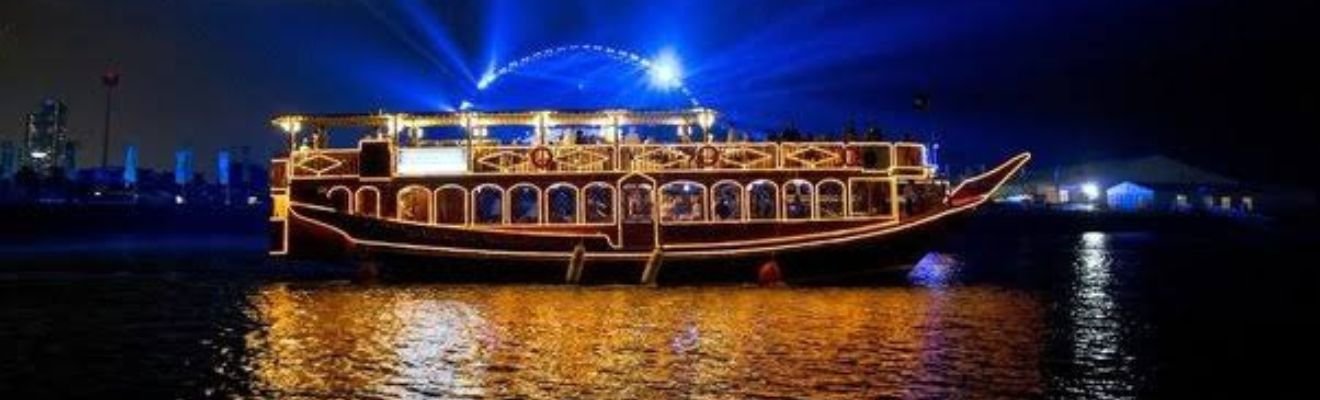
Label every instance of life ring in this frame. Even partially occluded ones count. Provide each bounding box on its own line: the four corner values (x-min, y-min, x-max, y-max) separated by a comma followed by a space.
696, 145, 721, 168
530, 146, 554, 169
844, 146, 861, 167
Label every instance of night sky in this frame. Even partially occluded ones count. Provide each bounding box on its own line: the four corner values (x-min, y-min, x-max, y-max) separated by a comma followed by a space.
1, 0, 1314, 187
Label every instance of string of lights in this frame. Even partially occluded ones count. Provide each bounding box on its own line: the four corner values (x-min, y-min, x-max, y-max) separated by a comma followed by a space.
477, 44, 701, 106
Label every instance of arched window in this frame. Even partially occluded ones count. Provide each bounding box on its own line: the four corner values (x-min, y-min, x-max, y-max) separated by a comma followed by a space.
434, 185, 466, 225
817, 179, 845, 219
584, 183, 615, 224
547, 184, 579, 224
354, 187, 380, 217
396, 186, 431, 223
509, 184, 541, 224
747, 180, 778, 220
784, 179, 813, 219
473, 185, 504, 224
660, 181, 707, 222
327, 186, 352, 213
711, 180, 743, 221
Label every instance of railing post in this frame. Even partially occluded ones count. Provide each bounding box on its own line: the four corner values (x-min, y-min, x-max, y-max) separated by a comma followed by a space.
465, 127, 474, 172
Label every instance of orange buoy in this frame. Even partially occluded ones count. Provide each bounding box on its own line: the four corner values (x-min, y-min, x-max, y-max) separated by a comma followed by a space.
757, 259, 783, 287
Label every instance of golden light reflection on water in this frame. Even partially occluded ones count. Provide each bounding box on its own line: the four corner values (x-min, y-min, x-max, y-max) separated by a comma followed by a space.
246, 284, 1045, 398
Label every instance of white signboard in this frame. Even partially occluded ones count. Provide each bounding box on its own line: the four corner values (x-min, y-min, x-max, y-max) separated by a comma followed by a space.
396, 147, 468, 176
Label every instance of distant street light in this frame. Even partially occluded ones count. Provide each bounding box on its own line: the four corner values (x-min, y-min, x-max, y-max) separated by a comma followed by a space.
1081, 182, 1101, 201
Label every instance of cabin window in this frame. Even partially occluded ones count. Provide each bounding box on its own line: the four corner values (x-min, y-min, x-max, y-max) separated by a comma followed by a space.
660, 181, 706, 222
748, 180, 778, 220
850, 179, 893, 217
622, 183, 654, 223
817, 180, 845, 219
711, 181, 743, 221
474, 185, 504, 224
327, 186, 351, 213
397, 186, 431, 223
547, 184, 579, 224
860, 145, 892, 170
354, 187, 380, 217
584, 183, 615, 223
510, 184, 541, 224
784, 180, 813, 219
435, 186, 466, 225
895, 144, 925, 167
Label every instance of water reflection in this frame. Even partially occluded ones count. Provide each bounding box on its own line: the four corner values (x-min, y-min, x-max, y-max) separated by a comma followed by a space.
908, 252, 962, 288
244, 284, 1045, 398
1063, 232, 1134, 398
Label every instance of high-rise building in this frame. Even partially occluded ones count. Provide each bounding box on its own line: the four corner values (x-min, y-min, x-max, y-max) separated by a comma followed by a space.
175, 148, 193, 186
0, 140, 15, 179
62, 141, 77, 178
20, 99, 74, 174
217, 150, 231, 186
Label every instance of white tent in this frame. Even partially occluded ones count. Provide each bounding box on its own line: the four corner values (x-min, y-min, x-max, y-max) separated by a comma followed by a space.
1106, 181, 1155, 211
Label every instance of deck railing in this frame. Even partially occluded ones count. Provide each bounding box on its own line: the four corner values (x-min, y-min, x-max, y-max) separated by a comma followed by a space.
289, 149, 360, 177
289, 141, 929, 177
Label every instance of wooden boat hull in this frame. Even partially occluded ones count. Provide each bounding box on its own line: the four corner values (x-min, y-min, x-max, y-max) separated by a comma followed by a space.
272, 153, 1029, 283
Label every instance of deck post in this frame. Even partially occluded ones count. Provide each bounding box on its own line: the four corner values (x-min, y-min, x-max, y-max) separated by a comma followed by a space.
463, 116, 474, 172
641, 247, 663, 285
566, 243, 586, 284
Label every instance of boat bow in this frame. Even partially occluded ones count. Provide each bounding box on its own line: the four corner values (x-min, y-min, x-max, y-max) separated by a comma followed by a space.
948, 152, 1032, 207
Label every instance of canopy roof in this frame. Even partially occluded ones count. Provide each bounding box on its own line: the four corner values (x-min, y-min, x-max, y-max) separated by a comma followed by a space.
272, 108, 717, 131
1048, 155, 1239, 187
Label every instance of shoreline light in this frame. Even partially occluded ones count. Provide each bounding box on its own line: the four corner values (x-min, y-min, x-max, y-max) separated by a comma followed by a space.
1081, 182, 1100, 201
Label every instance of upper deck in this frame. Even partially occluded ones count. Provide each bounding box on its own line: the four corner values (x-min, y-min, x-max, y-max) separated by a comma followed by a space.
271, 108, 933, 181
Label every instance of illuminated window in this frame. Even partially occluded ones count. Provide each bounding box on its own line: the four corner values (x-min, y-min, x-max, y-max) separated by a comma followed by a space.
1242, 196, 1254, 213
396, 186, 431, 223
748, 180, 778, 220
623, 183, 654, 223
1219, 196, 1231, 210
473, 185, 504, 224
547, 184, 579, 224
435, 186, 466, 225
711, 181, 743, 221
327, 186, 351, 213
510, 184, 541, 224
817, 180, 845, 219
784, 179, 813, 219
584, 183, 615, 223
850, 179, 892, 217
354, 187, 380, 217
660, 181, 707, 222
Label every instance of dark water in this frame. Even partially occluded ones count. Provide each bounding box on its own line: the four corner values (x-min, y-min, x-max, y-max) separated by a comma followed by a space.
1, 218, 1314, 398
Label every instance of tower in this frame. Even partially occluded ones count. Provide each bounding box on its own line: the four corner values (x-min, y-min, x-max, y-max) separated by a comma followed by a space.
101, 69, 121, 168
